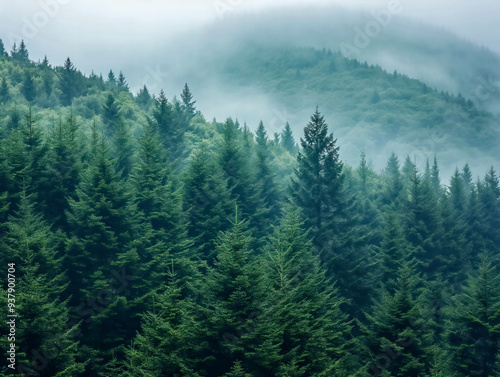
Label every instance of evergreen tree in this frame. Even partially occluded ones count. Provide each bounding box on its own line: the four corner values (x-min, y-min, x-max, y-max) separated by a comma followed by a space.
21, 71, 36, 102
136, 85, 152, 109
255, 121, 281, 222
0, 38, 7, 57
181, 82, 196, 118
477, 167, 500, 254
113, 120, 134, 179
107, 70, 116, 84
430, 156, 441, 197
184, 144, 234, 261
58, 57, 79, 106
117, 71, 129, 91
38, 111, 81, 229
290, 107, 343, 250
361, 263, 431, 377
0, 192, 86, 376
12, 40, 29, 61
102, 93, 121, 134
446, 255, 500, 377
217, 118, 267, 242
0, 76, 9, 103
120, 267, 201, 377
192, 218, 266, 377
280, 122, 297, 154
153, 90, 183, 161
259, 206, 353, 376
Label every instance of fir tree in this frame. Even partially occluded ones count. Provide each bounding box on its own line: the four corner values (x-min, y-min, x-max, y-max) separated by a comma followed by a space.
0, 76, 9, 103
181, 82, 196, 118
184, 144, 234, 261
21, 71, 36, 102
136, 85, 152, 109
280, 122, 297, 154
0, 38, 7, 57
446, 255, 500, 377
102, 93, 121, 135
362, 263, 431, 377
117, 71, 129, 91
58, 57, 79, 106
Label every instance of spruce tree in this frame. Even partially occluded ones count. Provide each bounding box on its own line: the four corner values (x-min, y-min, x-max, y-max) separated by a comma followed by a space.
117, 71, 129, 91
0, 76, 9, 103
361, 263, 431, 377
21, 71, 36, 102
0, 192, 86, 376
255, 121, 281, 222
38, 111, 81, 229
136, 85, 152, 109
184, 144, 234, 261
102, 93, 121, 135
0, 38, 7, 57
192, 218, 266, 377
259, 206, 353, 376
280, 122, 297, 154
181, 82, 196, 118
58, 57, 79, 106
446, 255, 500, 377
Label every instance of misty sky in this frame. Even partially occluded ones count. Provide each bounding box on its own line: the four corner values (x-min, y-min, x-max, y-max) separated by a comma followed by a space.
1, 0, 499, 71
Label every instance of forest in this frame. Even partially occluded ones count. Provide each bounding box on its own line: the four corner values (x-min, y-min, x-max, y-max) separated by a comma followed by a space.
0, 39, 499, 377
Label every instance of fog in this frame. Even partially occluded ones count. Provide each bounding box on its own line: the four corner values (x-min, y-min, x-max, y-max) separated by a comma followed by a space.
0, 0, 499, 178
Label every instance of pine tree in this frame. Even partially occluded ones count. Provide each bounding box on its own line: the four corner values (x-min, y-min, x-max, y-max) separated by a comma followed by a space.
259, 206, 353, 376
430, 156, 441, 197
192, 218, 266, 377
280, 122, 297, 154
153, 90, 183, 161
217, 118, 267, 243
184, 144, 234, 261
0, 38, 7, 57
255, 121, 281, 222
107, 70, 116, 84
446, 255, 500, 377
0, 76, 9, 103
102, 93, 121, 135
181, 82, 196, 118
117, 71, 129, 91
404, 168, 441, 276
120, 267, 201, 377
0, 192, 86, 376
113, 119, 134, 179
38, 111, 81, 229
58, 57, 79, 106
12, 40, 29, 61
136, 85, 152, 109
361, 263, 431, 377
21, 71, 36, 102
477, 167, 500, 254
290, 107, 343, 250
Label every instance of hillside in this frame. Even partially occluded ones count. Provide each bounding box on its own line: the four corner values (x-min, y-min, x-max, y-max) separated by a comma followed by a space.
0, 36, 500, 377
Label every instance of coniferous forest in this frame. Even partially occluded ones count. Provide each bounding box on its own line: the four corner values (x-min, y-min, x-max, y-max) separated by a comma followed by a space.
0, 39, 500, 377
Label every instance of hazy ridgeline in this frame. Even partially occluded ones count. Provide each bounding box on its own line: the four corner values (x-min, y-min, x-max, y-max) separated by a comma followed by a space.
0, 6, 499, 376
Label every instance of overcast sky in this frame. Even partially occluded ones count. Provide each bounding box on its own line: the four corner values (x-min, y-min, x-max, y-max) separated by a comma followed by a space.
0, 0, 499, 72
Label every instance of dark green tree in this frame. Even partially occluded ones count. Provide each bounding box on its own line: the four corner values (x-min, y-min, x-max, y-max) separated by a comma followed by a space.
136, 85, 152, 109
446, 255, 500, 377
361, 263, 431, 377
181, 82, 196, 118
280, 122, 297, 154
117, 71, 129, 91
0, 76, 9, 103
58, 57, 79, 106
102, 93, 121, 135
21, 71, 36, 102
184, 144, 234, 261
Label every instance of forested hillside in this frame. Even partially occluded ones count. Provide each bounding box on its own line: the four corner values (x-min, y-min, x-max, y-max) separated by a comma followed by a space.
0, 39, 500, 376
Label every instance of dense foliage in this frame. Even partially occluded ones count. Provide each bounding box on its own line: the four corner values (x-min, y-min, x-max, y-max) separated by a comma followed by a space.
0, 40, 499, 377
